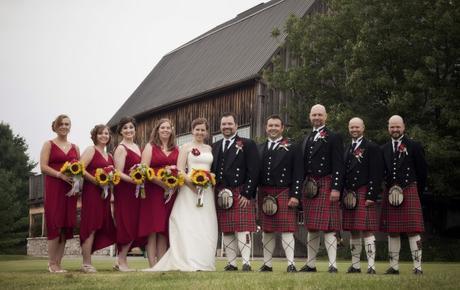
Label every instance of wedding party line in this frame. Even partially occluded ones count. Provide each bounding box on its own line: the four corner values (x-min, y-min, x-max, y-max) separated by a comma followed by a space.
40, 103, 427, 275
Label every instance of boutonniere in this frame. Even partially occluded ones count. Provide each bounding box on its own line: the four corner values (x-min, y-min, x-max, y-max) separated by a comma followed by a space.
278, 139, 291, 151
235, 140, 244, 154
316, 130, 328, 142
354, 148, 365, 163
398, 143, 408, 156
191, 148, 200, 156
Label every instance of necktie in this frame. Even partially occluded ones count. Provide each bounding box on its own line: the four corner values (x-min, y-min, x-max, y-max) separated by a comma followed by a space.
393, 141, 399, 153
269, 141, 276, 151
224, 139, 230, 152
309, 130, 318, 141
351, 142, 357, 152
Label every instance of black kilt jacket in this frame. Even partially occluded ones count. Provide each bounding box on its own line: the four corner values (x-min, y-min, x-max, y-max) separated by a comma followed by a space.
212, 135, 260, 199
343, 138, 384, 201
296, 127, 345, 191
257, 138, 304, 199
381, 135, 428, 196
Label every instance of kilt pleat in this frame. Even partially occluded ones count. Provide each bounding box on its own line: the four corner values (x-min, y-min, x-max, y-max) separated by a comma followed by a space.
303, 175, 341, 231
216, 186, 256, 233
342, 186, 379, 231
380, 183, 424, 233
258, 186, 297, 233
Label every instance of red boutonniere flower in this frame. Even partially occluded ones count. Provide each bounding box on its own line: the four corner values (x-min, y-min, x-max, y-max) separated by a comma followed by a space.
235, 140, 244, 154
278, 139, 291, 151
354, 148, 365, 162
316, 130, 328, 142
191, 148, 200, 156
398, 143, 408, 156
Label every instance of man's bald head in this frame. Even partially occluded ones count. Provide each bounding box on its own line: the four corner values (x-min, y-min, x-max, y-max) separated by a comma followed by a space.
309, 104, 327, 128
348, 117, 365, 139
388, 115, 405, 139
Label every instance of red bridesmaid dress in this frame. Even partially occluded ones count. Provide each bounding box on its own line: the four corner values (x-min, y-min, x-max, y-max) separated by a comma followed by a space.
113, 144, 142, 250
138, 145, 179, 238
79, 149, 116, 252
44, 141, 79, 240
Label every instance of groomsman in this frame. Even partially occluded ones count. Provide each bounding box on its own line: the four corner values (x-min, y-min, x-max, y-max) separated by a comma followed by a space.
380, 115, 427, 275
342, 117, 383, 274
257, 115, 303, 273
212, 113, 260, 271
297, 104, 345, 273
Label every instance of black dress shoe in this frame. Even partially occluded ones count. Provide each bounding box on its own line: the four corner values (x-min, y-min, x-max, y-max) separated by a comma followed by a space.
346, 266, 361, 273
299, 264, 317, 272
413, 268, 423, 275
328, 266, 338, 273
286, 265, 297, 273
224, 264, 238, 271
384, 267, 399, 275
259, 265, 273, 272
367, 268, 376, 274
242, 264, 252, 272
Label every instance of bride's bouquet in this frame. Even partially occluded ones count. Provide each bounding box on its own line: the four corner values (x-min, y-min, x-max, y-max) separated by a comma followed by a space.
60, 159, 85, 196
155, 165, 185, 203
190, 169, 216, 207
95, 165, 121, 199
129, 163, 155, 199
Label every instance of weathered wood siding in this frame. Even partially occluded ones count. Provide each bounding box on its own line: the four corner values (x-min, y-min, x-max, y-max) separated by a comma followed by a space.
111, 82, 259, 147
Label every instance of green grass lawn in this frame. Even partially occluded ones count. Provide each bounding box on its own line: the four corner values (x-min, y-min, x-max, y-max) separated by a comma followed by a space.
0, 256, 459, 289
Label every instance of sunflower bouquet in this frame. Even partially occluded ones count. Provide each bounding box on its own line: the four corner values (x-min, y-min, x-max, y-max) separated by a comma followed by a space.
190, 169, 216, 207
95, 165, 121, 199
155, 165, 185, 203
129, 163, 154, 199
60, 159, 85, 196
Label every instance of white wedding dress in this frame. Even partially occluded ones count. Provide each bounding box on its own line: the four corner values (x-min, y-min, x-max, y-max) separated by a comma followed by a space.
152, 151, 218, 271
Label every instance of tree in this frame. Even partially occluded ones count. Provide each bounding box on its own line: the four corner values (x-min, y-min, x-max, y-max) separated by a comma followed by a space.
265, 0, 460, 197
0, 122, 36, 253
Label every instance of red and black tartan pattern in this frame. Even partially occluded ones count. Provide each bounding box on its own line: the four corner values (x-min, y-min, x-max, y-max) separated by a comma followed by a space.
303, 175, 341, 231
342, 186, 379, 231
257, 186, 297, 233
380, 183, 424, 233
216, 186, 256, 233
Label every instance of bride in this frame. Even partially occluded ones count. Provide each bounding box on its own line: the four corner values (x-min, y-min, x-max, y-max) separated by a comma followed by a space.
148, 118, 218, 271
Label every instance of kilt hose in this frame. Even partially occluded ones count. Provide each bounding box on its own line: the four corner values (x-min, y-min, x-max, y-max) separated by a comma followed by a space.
303, 175, 341, 231
216, 185, 256, 233
380, 182, 424, 233
258, 186, 297, 233
342, 186, 379, 232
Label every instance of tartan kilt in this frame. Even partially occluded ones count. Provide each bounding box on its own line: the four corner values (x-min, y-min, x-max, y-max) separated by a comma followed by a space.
216, 186, 256, 233
258, 186, 297, 233
342, 186, 379, 231
303, 175, 341, 231
380, 183, 424, 233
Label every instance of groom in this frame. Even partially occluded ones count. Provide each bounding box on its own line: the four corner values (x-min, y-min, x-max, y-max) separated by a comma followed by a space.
212, 112, 260, 271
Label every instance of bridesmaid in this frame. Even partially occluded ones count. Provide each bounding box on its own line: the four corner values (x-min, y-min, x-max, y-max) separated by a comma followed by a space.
113, 116, 142, 271
140, 118, 179, 268
40, 114, 80, 273
79, 124, 116, 273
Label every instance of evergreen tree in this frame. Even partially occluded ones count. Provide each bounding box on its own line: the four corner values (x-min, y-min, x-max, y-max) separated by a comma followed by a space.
0, 122, 36, 253
266, 0, 460, 197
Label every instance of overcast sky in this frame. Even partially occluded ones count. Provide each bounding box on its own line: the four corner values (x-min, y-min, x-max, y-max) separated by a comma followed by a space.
0, 0, 263, 173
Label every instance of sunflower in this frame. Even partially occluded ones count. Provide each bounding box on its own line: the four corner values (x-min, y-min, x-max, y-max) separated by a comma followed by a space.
191, 170, 208, 186
164, 176, 179, 188
210, 174, 216, 186
69, 161, 83, 175
112, 171, 121, 185
146, 167, 155, 181
60, 161, 70, 173
156, 168, 166, 180
130, 168, 145, 185
95, 168, 109, 186
177, 175, 185, 186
